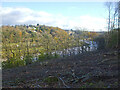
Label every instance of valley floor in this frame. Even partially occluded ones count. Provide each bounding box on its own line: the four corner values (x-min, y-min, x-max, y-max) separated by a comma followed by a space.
2, 49, 119, 88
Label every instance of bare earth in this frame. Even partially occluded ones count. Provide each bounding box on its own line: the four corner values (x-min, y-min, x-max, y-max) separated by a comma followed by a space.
2, 50, 119, 88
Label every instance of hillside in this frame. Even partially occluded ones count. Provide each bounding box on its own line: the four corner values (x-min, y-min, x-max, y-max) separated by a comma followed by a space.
2, 25, 98, 68
2, 49, 118, 88
2, 25, 74, 65
2, 25, 119, 88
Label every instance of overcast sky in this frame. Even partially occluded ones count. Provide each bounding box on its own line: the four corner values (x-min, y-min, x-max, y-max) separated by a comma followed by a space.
0, 1, 113, 31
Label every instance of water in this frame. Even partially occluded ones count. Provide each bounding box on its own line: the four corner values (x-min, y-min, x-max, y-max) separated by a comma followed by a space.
31, 40, 97, 62
1, 40, 97, 63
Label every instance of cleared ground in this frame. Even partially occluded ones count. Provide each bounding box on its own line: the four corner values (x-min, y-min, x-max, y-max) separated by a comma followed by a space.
2, 50, 119, 88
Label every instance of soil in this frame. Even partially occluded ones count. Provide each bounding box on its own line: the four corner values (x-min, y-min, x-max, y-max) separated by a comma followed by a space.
2, 50, 119, 88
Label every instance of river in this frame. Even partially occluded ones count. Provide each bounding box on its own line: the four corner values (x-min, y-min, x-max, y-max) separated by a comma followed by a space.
32, 40, 97, 62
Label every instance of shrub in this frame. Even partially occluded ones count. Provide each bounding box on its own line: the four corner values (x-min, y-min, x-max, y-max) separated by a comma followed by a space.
24, 55, 33, 65
38, 52, 60, 62
46, 53, 54, 59
2, 57, 25, 69
107, 29, 118, 49
54, 53, 60, 58
38, 52, 46, 61
94, 35, 105, 50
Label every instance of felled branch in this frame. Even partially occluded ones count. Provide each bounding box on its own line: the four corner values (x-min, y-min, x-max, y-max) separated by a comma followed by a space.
58, 77, 70, 88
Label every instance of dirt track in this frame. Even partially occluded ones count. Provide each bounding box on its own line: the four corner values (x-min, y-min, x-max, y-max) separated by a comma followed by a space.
2, 50, 119, 88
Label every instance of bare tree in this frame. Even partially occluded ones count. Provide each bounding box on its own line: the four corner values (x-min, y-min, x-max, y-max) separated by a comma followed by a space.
118, 1, 120, 29
111, 2, 119, 29
105, 2, 113, 33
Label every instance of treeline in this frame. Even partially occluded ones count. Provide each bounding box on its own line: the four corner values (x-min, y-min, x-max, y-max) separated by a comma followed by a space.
1, 25, 98, 68
96, 2, 120, 50
94, 28, 119, 50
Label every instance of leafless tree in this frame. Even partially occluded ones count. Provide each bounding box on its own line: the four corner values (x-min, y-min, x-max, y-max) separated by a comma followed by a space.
105, 2, 113, 33
111, 2, 119, 29
118, 1, 120, 29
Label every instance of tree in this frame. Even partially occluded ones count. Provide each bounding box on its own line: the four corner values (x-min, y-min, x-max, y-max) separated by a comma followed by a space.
118, 1, 120, 29
104, 2, 120, 49
105, 2, 113, 33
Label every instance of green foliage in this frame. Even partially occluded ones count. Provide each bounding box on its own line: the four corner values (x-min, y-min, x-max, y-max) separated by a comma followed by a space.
31, 32, 36, 37
2, 54, 34, 69
45, 53, 53, 59
38, 52, 60, 62
94, 28, 119, 50
54, 53, 60, 58
43, 76, 58, 84
2, 58, 25, 69
38, 53, 46, 61
107, 29, 118, 49
24, 55, 33, 65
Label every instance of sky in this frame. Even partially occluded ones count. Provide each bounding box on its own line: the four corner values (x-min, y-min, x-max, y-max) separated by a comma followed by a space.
0, 1, 111, 31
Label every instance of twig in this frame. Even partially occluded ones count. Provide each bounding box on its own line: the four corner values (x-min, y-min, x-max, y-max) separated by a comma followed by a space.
58, 77, 70, 88
37, 84, 42, 88
98, 58, 111, 65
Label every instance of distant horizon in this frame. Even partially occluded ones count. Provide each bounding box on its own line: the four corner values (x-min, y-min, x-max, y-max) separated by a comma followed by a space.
1, 24, 107, 32
1, 2, 117, 31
